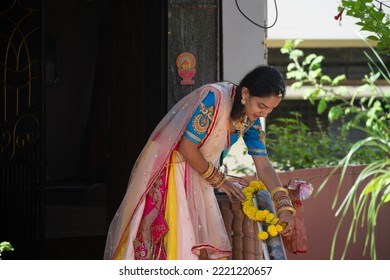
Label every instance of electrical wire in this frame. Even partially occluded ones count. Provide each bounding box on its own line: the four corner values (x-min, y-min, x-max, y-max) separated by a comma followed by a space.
374, 0, 390, 10
235, 0, 279, 29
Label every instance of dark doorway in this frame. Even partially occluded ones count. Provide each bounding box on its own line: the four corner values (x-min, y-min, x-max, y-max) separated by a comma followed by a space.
42, 0, 167, 259
0, 0, 44, 260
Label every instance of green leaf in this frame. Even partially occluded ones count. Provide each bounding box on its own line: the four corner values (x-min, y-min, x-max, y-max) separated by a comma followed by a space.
303, 88, 313, 100
331, 74, 347, 86
281, 39, 293, 52
280, 47, 289, 54
309, 56, 324, 70
367, 96, 376, 107
318, 99, 327, 114
291, 81, 303, 89
367, 35, 379, 41
287, 62, 297, 71
309, 69, 322, 79
289, 49, 304, 60
328, 105, 343, 122
0, 241, 14, 258
295, 71, 307, 80
363, 173, 390, 195
302, 53, 317, 66
320, 75, 332, 84
383, 185, 390, 203
293, 39, 303, 47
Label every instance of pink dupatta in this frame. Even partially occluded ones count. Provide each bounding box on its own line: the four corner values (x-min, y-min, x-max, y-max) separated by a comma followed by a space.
104, 82, 236, 260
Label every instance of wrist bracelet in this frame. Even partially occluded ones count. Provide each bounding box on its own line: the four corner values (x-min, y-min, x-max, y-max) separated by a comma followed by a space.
274, 195, 289, 203
270, 187, 289, 198
275, 198, 293, 209
214, 177, 226, 188
277, 206, 297, 217
204, 166, 226, 188
200, 161, 214, 179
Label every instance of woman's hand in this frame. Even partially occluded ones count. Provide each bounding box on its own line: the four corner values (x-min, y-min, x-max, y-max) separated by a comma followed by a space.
277, 210, 295, 237
217, 180, 246, 203
252, 156, 296, 236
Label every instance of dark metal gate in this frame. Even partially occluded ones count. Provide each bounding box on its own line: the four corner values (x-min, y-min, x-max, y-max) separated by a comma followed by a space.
0, 0, 44, 259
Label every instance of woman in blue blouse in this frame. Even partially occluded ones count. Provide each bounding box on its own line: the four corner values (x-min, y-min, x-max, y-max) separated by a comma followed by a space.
104, 65, 296, 260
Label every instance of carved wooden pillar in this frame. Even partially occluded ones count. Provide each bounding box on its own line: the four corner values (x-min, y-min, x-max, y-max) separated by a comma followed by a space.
217, 193, 263, 260
254, 224, 264, 259
243, 215, 261, 259
218, 195, 234, 259
231, 201, 244, 259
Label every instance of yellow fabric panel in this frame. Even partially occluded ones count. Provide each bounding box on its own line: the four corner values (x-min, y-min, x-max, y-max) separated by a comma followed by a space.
113, 226, 130, 260
164, 151, 178, 259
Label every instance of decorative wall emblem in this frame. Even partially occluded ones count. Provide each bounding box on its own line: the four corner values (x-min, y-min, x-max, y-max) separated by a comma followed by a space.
176, 52, 196, 85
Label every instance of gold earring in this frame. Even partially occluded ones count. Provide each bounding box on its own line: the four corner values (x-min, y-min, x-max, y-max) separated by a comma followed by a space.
241, 97, 246, 105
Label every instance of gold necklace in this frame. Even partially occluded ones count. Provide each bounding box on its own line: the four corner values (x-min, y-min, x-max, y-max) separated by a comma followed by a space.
232, 115, 252, 137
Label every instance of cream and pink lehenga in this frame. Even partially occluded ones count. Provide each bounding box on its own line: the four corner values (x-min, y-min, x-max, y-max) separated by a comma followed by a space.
104, 82, 237, 260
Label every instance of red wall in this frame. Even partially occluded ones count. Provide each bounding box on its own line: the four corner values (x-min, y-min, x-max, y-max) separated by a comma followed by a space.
277, 165, 390, 260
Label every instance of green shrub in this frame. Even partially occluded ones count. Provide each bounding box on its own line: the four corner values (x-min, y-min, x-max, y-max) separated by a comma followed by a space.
281, 38, 389, 259
267, 112, 348, 171
266, 112, 380, 171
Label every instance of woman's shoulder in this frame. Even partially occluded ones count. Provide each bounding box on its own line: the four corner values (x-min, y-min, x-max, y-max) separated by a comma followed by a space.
207, 81, 233, 92
201, 82, 234, 100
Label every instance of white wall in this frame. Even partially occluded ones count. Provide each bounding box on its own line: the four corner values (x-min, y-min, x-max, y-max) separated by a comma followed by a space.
222, 0, 267, 84
267, 0, 371, 41
222, 0, 269, 174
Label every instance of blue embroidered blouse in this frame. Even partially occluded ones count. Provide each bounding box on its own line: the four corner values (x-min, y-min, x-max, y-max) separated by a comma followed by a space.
183, 91, 268, 157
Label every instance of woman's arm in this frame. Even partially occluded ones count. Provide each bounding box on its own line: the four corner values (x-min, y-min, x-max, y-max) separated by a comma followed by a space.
178, 136, 245, 202
252, 155, 295, 236
178, 136, 209, 174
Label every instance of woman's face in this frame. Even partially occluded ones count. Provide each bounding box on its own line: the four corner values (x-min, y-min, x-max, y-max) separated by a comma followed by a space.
242, 87, 282, 121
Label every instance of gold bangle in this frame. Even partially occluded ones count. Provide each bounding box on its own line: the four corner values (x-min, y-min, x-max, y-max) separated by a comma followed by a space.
270, 187, 289, 198
200, 161, 214, 178
274, 195, 289, 203
205, 167, 226, 188
275, 199, 293, 209
277, 206, 297, 217
214, 176, 226, 188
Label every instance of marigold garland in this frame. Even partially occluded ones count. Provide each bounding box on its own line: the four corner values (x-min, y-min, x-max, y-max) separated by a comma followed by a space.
242, 181, 285, 241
